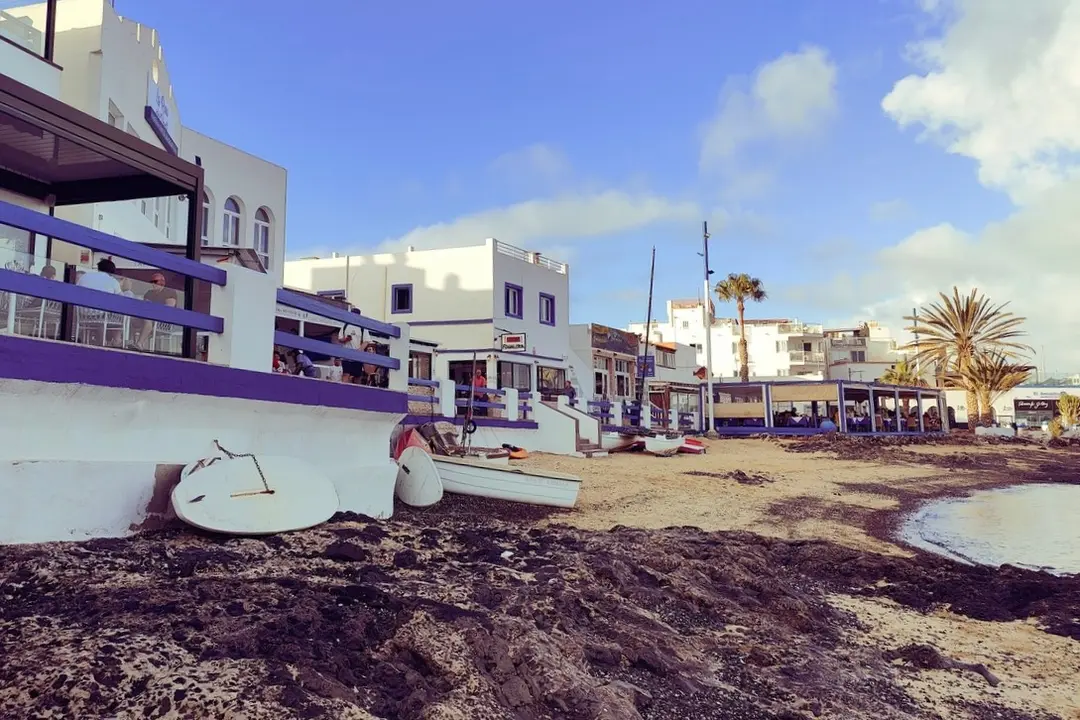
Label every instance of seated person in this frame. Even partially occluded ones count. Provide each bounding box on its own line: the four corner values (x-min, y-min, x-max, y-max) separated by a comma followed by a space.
76, 258, 121, 294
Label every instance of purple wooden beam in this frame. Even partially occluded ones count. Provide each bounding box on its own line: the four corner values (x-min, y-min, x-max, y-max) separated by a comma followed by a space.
274, 330, 400, 371
0, 200, 226, 285
276, 288, 400, 338
0, 268, 223, 332
0, 333, 407, 414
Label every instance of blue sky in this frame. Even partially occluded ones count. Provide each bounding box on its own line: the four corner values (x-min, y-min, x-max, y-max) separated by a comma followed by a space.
121, 0, 1078, 372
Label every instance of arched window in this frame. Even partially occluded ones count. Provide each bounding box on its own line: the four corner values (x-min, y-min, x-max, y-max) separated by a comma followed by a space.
222, 196, 241, 246
254, 207, 271, 269
200, 190, 211, 246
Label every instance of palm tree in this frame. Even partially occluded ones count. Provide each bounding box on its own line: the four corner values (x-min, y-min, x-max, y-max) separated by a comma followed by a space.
904, 287, 1030, 429
715, 273, 767, 383
954, 351, 1033, 426
881, 359, 927, 414
881, 359, 926, 387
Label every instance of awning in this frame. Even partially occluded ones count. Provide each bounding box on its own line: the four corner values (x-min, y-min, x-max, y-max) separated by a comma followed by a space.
0, 73, 202, 205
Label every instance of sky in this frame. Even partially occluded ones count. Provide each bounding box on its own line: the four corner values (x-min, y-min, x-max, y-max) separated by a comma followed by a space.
123, 0, 1080, 375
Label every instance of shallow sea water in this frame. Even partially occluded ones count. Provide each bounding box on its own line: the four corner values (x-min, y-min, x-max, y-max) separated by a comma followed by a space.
900, 483, 1080, 576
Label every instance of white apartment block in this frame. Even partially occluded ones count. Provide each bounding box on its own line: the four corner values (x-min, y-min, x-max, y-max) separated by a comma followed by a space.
284, 239, 573, 394
628, 299, 916, 383
824, 322, 912, 382
5, 0, 287, 281
628, 299, 827, 380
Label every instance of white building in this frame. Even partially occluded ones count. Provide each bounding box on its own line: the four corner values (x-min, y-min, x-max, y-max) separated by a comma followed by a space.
284, 238, 573, 395
627, 299, 827, 380
4, 0, 287, 282
824, 322, 913, 382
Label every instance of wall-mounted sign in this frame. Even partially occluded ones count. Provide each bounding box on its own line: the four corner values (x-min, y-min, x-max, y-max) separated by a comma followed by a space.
500, 333, 527, 352
145, 74, 179, 155
1014, 399, 1057, 413
591, 323, 638, 356
637, 355, 656, 378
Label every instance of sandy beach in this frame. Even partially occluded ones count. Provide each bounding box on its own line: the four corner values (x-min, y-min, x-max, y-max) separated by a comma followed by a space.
1, 434, 1078, 719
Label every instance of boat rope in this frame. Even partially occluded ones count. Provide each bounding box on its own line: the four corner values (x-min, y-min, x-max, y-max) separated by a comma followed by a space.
213, 440, 272, 494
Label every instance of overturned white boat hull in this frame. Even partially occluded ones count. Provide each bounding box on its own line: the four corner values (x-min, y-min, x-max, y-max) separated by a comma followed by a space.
644, 435, 683, 456
432, 455, 582, 508
600, 431, 639, 451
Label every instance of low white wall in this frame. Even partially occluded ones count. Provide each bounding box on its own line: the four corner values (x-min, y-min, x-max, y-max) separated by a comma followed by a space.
974, 426, 1016, 438
556, 396, 601, 444
0, 39, 62, 97
528, 403, 580, 454
0, 378, 403, 544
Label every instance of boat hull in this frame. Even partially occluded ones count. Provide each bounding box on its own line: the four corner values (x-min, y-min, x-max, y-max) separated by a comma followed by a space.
678, 438, 707, 454
600, 431, 638, 451
432, 455, 582, 508
644, 435, 683, 456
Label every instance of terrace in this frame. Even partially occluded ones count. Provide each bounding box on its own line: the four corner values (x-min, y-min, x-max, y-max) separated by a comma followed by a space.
494, 239, 567, 274
709, 380, 947, 436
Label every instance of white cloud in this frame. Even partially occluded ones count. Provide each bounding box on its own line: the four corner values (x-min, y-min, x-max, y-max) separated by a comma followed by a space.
882, 0, 1080, 203
868, 198, 912, 222
799, 178, 1080, 371
700, 45, 839, 171
374, 191, 699, 254
488, 143, 572, 184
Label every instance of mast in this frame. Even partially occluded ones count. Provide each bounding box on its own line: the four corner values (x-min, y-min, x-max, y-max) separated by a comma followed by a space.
637, 246, 656, 411
702, 221, 716, 435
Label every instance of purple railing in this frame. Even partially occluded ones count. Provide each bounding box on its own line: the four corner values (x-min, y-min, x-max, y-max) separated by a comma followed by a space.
274, 288, 400, 371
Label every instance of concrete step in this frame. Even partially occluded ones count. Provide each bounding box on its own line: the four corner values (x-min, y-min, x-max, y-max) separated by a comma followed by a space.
569, 449, 609, 459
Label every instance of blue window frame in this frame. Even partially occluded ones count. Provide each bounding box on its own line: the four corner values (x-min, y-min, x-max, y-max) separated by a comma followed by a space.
504, 282, 523, 319
539, 292, 556, 326
390, 283, 413, 314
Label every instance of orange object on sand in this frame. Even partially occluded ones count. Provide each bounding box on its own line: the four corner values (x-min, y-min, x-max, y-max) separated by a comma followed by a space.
509, 448, 529, 460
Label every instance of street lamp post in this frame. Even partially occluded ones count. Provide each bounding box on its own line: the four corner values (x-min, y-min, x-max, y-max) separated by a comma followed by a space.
700, 221, 717, 437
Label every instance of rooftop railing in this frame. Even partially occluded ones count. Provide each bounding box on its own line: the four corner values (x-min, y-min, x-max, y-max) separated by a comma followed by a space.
0, 0, 55, 60
788, 350, 826, 364
494, 240, 568, 274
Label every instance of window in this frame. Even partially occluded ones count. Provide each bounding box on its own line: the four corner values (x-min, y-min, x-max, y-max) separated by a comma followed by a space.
504, 283, 523, 319
538, 366, 566, 392
254, 207, 271, 268
614, 359, 631, 373
409, 351, 432, 380
539, 292, 555, 326
681, 321, 689, 329
616, 374, 631, 397
200, 191, 211, 246
593, 356, 608, 370
731, 341, 738, 355
222, 197, 241, 246
851, 350, 866, 362
657, 349, 676, 368
497, 361, 531, 390
390, 283, 413, 314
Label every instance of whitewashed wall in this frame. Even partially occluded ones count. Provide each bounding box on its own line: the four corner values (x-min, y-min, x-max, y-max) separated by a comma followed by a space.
492, 248, 571, 360
0, 379, 404, 544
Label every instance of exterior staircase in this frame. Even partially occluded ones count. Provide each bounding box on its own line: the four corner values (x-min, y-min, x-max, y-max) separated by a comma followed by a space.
541, 400, 608, 458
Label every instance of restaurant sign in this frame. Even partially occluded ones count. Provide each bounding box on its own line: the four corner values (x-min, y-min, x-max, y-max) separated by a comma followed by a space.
1014, 398, 1058, 413
637, 355, 656, 378
145, 74, 179, 155
591, 323, 639, 356
500, 333, 527, 352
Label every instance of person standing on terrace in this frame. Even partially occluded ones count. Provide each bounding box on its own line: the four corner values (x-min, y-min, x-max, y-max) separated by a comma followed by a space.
137, 272, 177, 351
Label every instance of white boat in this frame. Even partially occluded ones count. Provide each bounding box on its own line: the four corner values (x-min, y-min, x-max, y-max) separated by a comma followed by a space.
600, 431, 639, 451
171, 455, 339, 535
431, 454, 582, 508
395, 446, 444, 507
643, 434, 683, 456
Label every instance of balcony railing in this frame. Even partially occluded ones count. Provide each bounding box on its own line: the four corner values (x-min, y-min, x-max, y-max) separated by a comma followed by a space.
829, 337, 867, 347
778, 322, 824, 335
789, 350, 826, 364
0, 199, 225, 357
494, 240, 568, 274
0, 0, 55, 60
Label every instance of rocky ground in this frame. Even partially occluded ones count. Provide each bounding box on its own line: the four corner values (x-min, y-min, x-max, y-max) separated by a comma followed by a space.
1, 436, 1078, 719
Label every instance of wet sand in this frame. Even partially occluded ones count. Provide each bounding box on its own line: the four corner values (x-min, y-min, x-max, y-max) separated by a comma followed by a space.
1, 434, 1078, 719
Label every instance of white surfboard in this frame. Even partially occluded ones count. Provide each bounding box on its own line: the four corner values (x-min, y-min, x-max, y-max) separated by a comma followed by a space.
171, 455, 340, 535
180, 455, 225, 481
395, 446, 444, 507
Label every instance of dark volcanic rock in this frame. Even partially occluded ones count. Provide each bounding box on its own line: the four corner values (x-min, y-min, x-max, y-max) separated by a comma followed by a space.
1, 511, 1075, 719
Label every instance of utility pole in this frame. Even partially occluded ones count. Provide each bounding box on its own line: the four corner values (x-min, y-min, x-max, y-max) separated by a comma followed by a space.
701, 221, 717, 437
